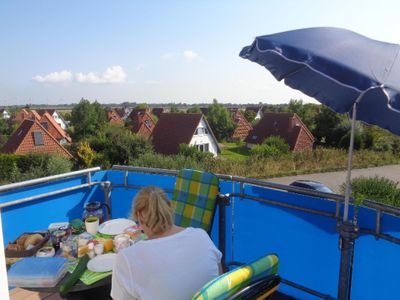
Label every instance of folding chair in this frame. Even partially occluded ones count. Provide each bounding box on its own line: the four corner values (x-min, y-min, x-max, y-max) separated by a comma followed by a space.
171, 169, 230, 268
191, 253, 280, 300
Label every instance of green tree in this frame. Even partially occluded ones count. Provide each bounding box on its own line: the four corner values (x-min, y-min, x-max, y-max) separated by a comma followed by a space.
207, 99, 236, 141
70, 98, 107, 140
134, 103, 149, 109
89, 125, 153, 166
314, 105, 344, 146
170, 106, 181, 113
187, 106, 201, 113
244, 110, 256, 123
288, 99, 316, 131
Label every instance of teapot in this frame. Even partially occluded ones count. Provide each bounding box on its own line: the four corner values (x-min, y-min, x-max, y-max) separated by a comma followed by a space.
82, 201, 110, 223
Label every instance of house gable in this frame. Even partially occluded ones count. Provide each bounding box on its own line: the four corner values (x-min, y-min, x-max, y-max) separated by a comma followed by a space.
230, 109, 252, 140
1, 119, 72, 158
152, 113, 220, 156
131, 112, 156, 138
108, 109, 124, 125
189, 116, 220, 157
40, 112, 71, 144
245, 112, 314, 151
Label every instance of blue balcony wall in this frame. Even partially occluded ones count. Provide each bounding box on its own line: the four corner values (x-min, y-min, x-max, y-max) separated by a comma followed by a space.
1, 171, 108, 244
225, 183, 341, 300
350, 206, 400, 299
2, 169, 400, 300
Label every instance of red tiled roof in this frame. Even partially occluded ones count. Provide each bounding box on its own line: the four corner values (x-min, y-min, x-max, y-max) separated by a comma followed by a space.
245, 112, 315, 150
40, 112, 71, 143
128, 108, 150, 120
1, 119, 72, 158
29, 110, 42, 121
230, 109, 252, 140
130, 112, 155, 138
36, 109, 56, 116
108, 109, 124, 125
151, 113, 203, 155
114, 108, 126, 118
12, 109, 30, 124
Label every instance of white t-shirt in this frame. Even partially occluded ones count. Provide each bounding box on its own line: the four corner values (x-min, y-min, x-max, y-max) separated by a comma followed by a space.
111, 227, 222, 300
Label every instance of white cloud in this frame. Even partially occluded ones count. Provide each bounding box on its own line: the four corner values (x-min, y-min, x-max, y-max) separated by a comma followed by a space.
183, 50, 199, 60
32, 70, 72, 83
75, 65, 127, 84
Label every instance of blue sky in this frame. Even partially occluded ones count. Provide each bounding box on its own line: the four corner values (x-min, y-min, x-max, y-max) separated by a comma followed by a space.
1, 1, 399, 105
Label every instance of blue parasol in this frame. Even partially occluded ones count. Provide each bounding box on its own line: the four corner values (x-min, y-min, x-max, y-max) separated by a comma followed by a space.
240, 27, 400, 223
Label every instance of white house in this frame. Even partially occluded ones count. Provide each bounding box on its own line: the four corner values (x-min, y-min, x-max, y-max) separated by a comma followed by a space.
0, 109, 11, 120
151, 113, 220, 157
36, 109, 68, 130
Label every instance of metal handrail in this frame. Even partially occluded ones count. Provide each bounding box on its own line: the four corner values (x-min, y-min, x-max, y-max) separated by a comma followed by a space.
0, 167, 101, 193
111, 165, 347, 202
362, 199, 400, 216
0, 181, 110, 209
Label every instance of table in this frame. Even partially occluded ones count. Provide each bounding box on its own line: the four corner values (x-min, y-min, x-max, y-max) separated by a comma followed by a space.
26, 273, 112, 300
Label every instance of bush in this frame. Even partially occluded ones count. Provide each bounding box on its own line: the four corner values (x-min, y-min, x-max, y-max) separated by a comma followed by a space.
89, 125, 153, 167
263, 136, 290, 153
251, 136, 290, 158
250, 144, 282, 158
340, 176, 400, 206
178, 144, 213, 161
0, 153, 73, 183
17, 153, 50, 173
0, 154, 19, 183
46, 155, 73, 175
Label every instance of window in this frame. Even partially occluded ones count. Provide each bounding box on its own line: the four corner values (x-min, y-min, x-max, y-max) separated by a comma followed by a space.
196, 143, 209, 153
195, 127, 209, 135
41, 122, 48, 130
144, 119, 152, 129
33, 131, 44, 146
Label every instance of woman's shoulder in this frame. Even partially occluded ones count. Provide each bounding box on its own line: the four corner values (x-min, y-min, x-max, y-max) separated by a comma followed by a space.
185, 227, 209, 239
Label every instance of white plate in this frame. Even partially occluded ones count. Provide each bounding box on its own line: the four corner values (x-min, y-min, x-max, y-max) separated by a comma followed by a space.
98, 218, 136, 236
87, 253, 117, 272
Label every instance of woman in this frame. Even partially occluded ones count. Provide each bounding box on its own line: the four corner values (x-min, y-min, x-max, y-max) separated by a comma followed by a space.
111, 186, 222, 300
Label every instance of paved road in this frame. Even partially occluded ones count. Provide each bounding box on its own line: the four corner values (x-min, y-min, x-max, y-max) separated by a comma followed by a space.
268, 164, 400, 193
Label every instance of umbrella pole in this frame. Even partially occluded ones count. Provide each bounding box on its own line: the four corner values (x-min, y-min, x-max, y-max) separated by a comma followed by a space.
338, 102, 359, 300
343, 102, 357, 222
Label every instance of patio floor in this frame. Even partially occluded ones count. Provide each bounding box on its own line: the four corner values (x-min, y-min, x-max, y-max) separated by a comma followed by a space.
10, 288, 62, 300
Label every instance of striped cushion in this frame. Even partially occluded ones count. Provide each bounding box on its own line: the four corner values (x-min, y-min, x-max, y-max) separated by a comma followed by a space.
171, 169, 219, 232
191, 254, 279, 300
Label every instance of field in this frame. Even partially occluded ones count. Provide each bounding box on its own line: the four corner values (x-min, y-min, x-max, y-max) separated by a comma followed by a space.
220, 142, 250, 161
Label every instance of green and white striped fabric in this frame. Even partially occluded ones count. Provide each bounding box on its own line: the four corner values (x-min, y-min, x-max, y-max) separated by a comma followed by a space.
191, 254, 279, 300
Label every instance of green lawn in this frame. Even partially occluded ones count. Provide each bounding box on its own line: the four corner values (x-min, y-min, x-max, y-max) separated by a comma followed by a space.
220, 142, 250, 161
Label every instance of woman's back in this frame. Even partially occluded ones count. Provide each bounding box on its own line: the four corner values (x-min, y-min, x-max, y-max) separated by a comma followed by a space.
111, 227, 221, 300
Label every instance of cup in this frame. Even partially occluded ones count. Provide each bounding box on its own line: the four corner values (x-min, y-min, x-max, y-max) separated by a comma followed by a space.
85, 216, 99, 235
113, 234, 131, 253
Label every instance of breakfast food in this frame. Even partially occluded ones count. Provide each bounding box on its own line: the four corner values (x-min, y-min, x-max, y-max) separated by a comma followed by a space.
78, 245, 89, 257
123, 226, 142, 240
24, 233, 44, 250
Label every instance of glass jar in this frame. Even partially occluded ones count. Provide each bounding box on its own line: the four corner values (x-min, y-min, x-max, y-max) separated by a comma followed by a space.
82, 201, 110, 223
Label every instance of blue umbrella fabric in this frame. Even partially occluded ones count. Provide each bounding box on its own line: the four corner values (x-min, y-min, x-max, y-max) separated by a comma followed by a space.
240, 27, 400, 222
240, 27, 400, 136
